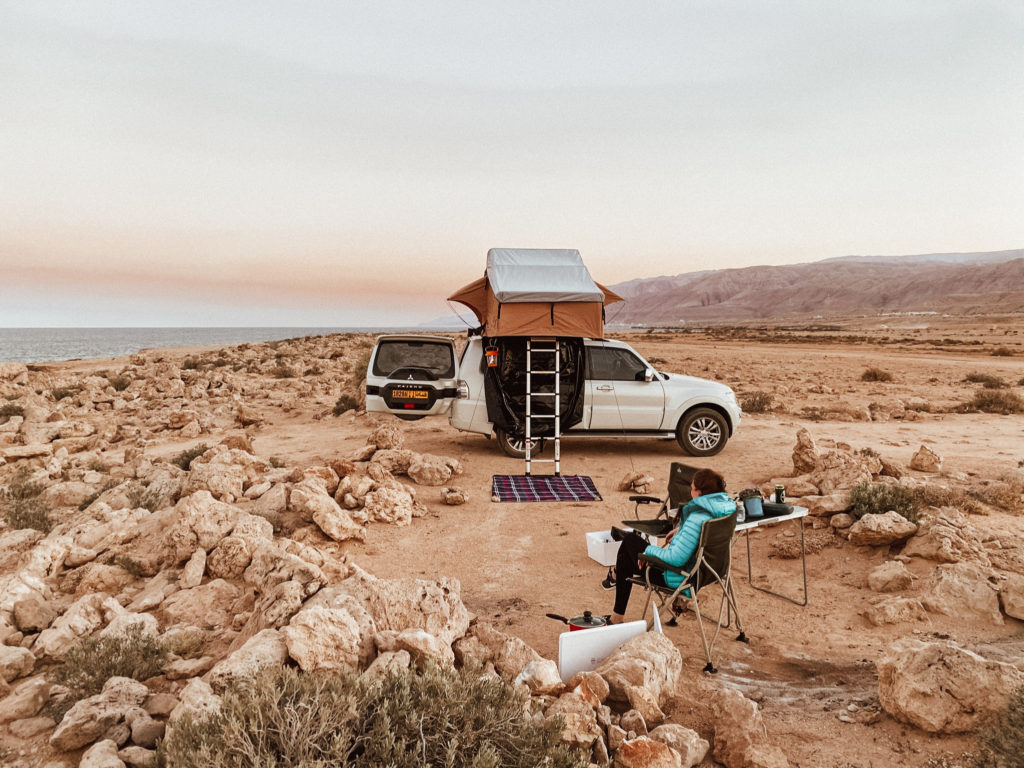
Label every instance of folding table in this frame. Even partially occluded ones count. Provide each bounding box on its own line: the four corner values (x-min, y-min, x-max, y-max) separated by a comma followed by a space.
735, 505, 808, 606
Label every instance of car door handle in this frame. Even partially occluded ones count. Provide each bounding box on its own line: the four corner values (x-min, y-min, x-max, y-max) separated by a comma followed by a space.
596, 385, 614, 391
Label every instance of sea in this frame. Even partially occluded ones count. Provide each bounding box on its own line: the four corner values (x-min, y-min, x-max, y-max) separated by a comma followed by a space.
0, 327, 436, 364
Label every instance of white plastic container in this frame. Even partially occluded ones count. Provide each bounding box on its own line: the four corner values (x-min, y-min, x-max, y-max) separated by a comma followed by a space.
586, 530, 621, 567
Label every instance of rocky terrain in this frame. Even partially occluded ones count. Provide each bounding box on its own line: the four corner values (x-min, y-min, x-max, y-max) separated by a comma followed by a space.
0, 325, 1022, 767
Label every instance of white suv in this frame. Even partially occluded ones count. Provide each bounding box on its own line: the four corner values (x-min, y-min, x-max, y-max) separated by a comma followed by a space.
365, 334, 741, 457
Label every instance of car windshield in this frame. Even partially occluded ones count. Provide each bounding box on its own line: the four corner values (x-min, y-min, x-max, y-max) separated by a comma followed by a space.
373, 340, 455, 379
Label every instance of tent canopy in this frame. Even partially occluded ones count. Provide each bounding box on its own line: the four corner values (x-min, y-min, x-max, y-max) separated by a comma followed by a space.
448, 248, 623, 338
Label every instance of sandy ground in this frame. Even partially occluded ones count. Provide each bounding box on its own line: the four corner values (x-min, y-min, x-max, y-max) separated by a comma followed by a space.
28, 322, 1024, 767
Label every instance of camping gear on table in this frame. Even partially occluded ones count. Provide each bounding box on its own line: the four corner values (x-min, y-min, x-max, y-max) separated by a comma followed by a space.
761, 501, 796, 518
774, 485, 786, 503
738, 488, 764, 521
545, 610, 608, 631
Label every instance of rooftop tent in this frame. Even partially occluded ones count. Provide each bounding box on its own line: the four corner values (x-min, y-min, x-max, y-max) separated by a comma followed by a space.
448, 248, 623, 338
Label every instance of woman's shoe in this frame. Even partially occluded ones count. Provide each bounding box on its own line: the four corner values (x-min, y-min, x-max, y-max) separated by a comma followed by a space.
601, 568, 616, 590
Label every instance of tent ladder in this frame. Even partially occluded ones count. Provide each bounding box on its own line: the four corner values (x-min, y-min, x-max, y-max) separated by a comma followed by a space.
525, 338, 560, 476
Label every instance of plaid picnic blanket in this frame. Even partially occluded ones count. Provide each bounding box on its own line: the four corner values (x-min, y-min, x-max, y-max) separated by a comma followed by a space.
491, 475, 602, 503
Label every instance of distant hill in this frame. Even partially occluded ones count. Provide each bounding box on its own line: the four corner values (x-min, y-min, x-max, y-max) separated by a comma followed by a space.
606, 249, 1024, 325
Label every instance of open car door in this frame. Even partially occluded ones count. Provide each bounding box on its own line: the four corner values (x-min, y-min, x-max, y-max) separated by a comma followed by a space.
365, 335, 459, 420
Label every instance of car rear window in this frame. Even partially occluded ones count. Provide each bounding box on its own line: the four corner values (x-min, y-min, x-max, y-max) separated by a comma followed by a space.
372, 340, 455, 379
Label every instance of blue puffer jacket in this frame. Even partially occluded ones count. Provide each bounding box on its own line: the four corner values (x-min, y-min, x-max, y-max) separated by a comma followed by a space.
643, 492, 736, 589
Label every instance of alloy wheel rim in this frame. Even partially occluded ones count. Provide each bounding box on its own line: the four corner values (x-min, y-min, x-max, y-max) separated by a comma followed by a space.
688, 417, 721, 450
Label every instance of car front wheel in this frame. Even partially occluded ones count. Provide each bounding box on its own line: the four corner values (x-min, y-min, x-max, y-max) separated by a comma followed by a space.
495, 428, 543, 459
677, 408, 728, 457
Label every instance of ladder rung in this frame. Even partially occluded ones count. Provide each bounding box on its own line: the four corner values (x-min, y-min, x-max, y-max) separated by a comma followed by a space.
529, 458, 557, 463
528, 393, 557, 397
528, 415, 557, 419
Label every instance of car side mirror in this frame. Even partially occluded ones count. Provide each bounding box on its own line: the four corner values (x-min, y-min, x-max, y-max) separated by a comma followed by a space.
644, 368, 655, 382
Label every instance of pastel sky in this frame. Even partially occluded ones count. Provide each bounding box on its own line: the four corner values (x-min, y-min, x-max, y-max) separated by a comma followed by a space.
2, 1, 1022, 326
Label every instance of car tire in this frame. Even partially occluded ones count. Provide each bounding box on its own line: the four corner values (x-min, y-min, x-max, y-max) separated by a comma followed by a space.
495, 428, 542, 459
677, 408, 728, 457
395, 413, 426, 422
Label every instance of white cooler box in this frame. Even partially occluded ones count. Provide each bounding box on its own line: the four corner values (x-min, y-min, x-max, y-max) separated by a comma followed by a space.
586, 530, 621, 567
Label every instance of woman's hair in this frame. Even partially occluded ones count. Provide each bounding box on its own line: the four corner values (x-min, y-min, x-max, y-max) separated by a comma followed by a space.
692, 468, 726, 495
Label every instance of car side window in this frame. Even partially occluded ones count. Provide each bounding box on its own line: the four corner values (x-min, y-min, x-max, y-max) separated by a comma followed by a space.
588, 347, 647, 381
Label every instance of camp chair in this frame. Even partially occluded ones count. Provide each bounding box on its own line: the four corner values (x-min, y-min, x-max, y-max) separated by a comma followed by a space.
623, 462, 698, 538
630, 511, 747, 673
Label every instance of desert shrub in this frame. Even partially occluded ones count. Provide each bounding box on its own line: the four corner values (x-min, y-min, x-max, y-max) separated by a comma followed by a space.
1, 470, 51, 532
970, 390, 1024, 415
106, 374, 132, 392
157, 662, 584, 768
913, 484, 983, 515
87, 457, 109, 472
973, 686, 1024, 768
740, 391, 774, 413
333, 393, 361, 416
181, 357, 200, 370
964, 373, 1007, 388
52, 624, 165, 719
172, 443, 210, 471
268, 456, 286, 469
861, 367, 893, 382
848, 481, 921, 523
271, 364, 296, 379
126, 481, 165, 512
990, 347, 1015, 357
112, 555, 146, 578
51, 386, 77, 401
162, 628, 206, 660
1019, 377, 1024, 386
969, 475, 1024, 513
0, 403, 24, 423
857, 447, 881, 459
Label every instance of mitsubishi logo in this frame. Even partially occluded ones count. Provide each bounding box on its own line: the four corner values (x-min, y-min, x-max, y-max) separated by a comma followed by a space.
407, 374, 414, 380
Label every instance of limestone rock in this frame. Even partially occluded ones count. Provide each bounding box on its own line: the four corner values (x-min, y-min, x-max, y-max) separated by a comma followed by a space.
80, 740, 126, 768
909, 445, 942, 472
207, 629, 288, 692
407, 453, 459, 486
830, 513, 854, 529
367, 422, 403, 450
126, 708, 164, 748
544, 691, 602, 748
514, 659, 564, 695
441, 486, 468, 505
876, 638, 1024, 733
621, 709, 648, 736
902, 509, 989, 565
0, 644, 35, 682
864, 597, 928, 626
0, 677, 50, 724
118, 746, 157, 768
395, 627, 455, 666
454, 623, 543, 681
921, 562, 1002, 624
648, 724, 710, 768
847, 512, 917, 547
867, 560, 914, 592
791, 428, 820, 475
999, 573, 1024, 620
284, 599, 376, 672
50, 676, 148, 751
36, 593, 126, 659
713, 688, 789, 768
594, 632, 682, 706
100, 612, 159, 640
327, 565, 471, 644
360, 650, 412, 687
169, 677, 221, 725
370, 448, 417, 474
163, 491, 243, 563
614, 737, 682, 768
179, 548, 206, 588
161, 579, 241, 628
207, 536, 254, 579
626, 685, 665, 727
567, 670, 610, 704
619, 471, 656, 494
8, 714, 55, 738
801, 492, 849, 517
808, 449, 881, 494
363, 486, 415, 526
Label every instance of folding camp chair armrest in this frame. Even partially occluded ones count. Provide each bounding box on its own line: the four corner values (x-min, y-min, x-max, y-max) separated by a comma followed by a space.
628, 495, 663, 504
638, 553, 687, 576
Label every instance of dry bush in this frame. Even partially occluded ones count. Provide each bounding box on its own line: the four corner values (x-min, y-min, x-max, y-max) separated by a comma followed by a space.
51, 386, 78, 401
2, 470, 51, 532
964, 373, 1008, 388
970, 390, 1024, 415
162, 628, 206, 660
849, 482, 921, 523
969, 475, 1024, 513
126, 481, 165, 512
86, 457, 109, 472
0, 403, 24, 424
990, 347, 1015, 357
271, 364, 296, 379
111, 555, 146, 578
172, 444, 210, 471
740, 391, 774, 413
974, 686, 1024, 768
913, 484, 983, 515
53, 624, 166, 719
106, 374, 132, 392
333, 393, 361, 416
157, 663, 584, 768
861, 367, 893, 382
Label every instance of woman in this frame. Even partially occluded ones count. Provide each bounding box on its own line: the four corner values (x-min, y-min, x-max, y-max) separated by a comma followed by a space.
606, 468, 735, 624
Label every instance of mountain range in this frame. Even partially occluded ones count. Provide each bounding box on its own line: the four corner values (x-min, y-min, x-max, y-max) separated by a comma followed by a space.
605, 249, 1024, 325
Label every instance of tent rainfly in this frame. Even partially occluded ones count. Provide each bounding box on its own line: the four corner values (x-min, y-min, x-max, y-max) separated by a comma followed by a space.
448, 248, 623, 338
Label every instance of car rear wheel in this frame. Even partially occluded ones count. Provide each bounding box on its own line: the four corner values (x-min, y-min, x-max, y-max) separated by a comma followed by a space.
496, 428, 543, 459
677, 408, 728, 457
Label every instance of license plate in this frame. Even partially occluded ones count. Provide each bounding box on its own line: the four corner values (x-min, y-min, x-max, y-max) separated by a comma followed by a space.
393, 389, 429, 400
